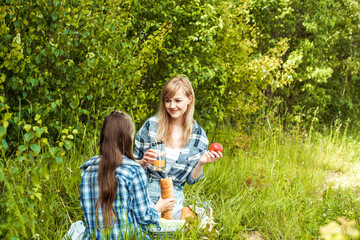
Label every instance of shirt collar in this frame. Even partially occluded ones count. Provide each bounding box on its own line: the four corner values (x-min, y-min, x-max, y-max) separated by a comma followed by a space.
79, 155, 138, 171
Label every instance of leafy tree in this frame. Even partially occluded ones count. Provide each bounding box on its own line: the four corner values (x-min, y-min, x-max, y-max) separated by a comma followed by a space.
249, 0, 360, 127
0, 0, 292, 238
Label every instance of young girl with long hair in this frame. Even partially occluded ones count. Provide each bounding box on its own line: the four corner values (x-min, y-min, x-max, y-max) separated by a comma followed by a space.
79, 110, 169, 239
134, 76, 223, 219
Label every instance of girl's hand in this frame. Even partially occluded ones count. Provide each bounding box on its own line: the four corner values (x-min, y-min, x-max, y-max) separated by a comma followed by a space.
155, 197, 175, 212
198, 150, 223, 165
141, 149, 157, 167
140, 149, 166, 168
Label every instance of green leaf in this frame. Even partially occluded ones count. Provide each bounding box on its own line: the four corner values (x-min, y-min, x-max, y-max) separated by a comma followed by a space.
41, 166, 50, 180
24, 124, 32, 132
4, 112, 12, 121
51, 102, 57, 109
2, 139, 7, 149
30, 144, 41, 155
40, 152, 50, 160
34, 127, 44, 137
19, 145, 28, 152
64, 140, 73, 150
29, 78, 35, 87
24, 132, 34, 142
0, 126, 5, 138
35, 114, 41, 121
55, 156, 62, 164
51, 13, 58, 21
49, 147, 59, 156
0, 167, 4, 182
31, 174, 40, 186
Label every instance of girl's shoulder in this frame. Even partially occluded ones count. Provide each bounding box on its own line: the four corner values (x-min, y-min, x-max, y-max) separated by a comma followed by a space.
189, 120, 208, 148
139, 115, 158, 128
192, 120, 207, 136
116, 156, 145, 175
138, 116, 159, 134
148, 115, 159, 125
79, 156, 100, 171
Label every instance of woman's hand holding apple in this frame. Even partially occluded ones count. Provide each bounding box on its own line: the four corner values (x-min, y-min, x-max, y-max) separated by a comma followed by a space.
192, 143, 223, 180
199, 150, 222, 165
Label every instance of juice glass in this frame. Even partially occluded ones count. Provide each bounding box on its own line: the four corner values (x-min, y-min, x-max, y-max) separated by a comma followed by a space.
154, 141, 165, 171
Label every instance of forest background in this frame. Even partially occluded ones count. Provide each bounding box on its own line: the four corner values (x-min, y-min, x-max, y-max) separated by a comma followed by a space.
1, 0, 360, 239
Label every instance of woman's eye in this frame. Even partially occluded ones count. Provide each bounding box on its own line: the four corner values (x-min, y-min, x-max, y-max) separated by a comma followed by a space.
165, 99, 170, 103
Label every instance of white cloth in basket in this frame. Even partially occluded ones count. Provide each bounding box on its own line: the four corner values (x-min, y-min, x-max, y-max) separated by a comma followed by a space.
63, 220, 85, 240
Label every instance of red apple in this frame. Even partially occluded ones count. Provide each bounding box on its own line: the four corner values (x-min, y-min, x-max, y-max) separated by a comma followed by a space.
209, 142, 223, 153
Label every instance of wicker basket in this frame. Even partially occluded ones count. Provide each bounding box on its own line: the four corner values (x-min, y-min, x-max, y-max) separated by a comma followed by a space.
148, 219, 185, 239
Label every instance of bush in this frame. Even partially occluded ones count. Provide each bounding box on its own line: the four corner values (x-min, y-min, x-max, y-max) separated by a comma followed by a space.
0, 0, 291, 238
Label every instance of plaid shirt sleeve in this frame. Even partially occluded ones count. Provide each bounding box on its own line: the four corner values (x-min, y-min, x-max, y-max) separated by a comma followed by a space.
131, 168, 160, 226
185, 125, 208, 185
134, 119, 151, 161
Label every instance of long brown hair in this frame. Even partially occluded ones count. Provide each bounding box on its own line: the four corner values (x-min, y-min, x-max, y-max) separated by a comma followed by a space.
157, 76, 195, 147
96, 110, 135, 226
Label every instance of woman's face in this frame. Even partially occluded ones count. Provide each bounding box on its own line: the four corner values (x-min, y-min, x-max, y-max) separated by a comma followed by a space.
164, 89, 192, 121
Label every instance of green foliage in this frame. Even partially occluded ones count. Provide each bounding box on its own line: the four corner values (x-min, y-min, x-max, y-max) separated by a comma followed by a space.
1, 0, 360, 238
249, 0, 360, 126
1, 0, 292, 139
0, 111, 79, 238
0, 0, 292, 238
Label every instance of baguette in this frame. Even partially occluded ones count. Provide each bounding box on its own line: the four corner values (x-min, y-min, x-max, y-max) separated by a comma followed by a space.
160, 178, 173, 220
180, 206, 197, 220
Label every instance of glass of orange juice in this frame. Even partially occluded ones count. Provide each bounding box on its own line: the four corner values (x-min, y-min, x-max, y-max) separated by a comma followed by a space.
154, 141, 165, 171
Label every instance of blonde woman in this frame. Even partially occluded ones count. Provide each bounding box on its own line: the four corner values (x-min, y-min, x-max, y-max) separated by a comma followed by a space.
134, 76, 222, 219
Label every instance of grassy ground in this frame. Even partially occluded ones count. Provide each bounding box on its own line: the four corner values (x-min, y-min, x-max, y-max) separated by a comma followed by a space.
2, 123, 360, 239
182, 123, 360, 239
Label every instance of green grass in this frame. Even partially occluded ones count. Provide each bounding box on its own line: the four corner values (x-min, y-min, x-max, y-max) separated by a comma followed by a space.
183, 124, 360, 239
1, 123, 360, 239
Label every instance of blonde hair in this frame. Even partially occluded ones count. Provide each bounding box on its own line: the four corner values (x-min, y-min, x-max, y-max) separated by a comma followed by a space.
157, 76, 195, 147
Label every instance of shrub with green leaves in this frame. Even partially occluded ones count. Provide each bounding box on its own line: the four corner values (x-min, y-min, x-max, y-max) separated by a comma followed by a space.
0, 0, 293, 238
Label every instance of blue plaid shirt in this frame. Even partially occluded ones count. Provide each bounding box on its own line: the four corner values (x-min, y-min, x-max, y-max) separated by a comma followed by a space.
79, 156, 160, 239
134, 116, 209, 187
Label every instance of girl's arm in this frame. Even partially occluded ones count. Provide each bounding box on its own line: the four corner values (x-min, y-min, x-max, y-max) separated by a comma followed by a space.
132, 170, 160, 225
191, 151, 222, 180
134, 119, 153, 168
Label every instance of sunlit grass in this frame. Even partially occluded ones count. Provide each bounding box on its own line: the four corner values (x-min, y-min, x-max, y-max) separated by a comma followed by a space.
46, 123, 360, 239
3, 122, 359, 239
183, 123, 360, 239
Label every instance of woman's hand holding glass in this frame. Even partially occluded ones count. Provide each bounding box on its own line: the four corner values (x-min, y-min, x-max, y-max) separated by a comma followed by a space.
140, 149, 166, 168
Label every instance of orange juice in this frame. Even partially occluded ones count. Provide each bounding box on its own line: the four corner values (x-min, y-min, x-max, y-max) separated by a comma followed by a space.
154, 141, 166, 171
154, 159, 165, 171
